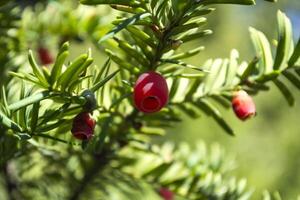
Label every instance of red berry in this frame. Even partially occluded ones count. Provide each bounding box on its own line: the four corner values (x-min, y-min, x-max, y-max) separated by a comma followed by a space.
71, 112, 96, 140
159, 188, 174, 200
37, 47, 53, 65
134, 71, 169, 113
232, 90, 256, 120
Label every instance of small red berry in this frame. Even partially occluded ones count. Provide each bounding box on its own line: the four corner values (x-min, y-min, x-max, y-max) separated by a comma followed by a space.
134, 71, 169, 113
37, 47, 53, 65
71, 112, 96, 140
159, 188, 174, 200
232, 90, 256, 120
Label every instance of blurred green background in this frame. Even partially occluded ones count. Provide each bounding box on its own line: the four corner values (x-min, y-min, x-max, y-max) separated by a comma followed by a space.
164, 0, 300, 199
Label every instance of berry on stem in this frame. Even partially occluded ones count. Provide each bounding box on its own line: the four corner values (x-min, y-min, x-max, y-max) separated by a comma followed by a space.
71, 112, 96, 140
133, 71, 169, 113
232, 90, 256, 120
159, 188, 174, 200
37, 46, 53, 65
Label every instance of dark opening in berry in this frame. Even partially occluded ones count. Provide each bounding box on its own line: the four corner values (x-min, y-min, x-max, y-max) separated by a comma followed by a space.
72, 131, 90, 140
141, 96, 161, 112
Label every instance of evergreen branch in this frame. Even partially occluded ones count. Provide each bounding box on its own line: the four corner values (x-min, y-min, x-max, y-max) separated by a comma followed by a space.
99, 12, 151, 43
116, 141, 248, 199
90, 70, 120, 92
0, 111, 22, 132
0, 1, 298, 200
162, 11, 300, 135
68, 152, 111, 200
8, 91, 52, 111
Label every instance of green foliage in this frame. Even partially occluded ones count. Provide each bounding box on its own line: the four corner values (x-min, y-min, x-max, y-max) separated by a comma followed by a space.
3, 45, 119, 137
0, 0, 299, 200
0, 2, 23, 85
80, 0, 300, 136
118, 141, 250, 200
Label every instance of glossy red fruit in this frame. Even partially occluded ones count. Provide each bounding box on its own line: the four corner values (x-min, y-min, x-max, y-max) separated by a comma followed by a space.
71, 112, 96, 140
37, 47, 53, 65
159, 188, 174, 200
134, 71, 169, 113
232, 90, 256, 120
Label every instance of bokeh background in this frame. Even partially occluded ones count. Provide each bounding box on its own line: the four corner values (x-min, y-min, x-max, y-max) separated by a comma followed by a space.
163, 0, 300, 199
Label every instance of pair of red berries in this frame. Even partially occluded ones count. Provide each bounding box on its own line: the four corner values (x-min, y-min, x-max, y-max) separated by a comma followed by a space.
71, 71, 169, 140
133, 72, 256, 121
